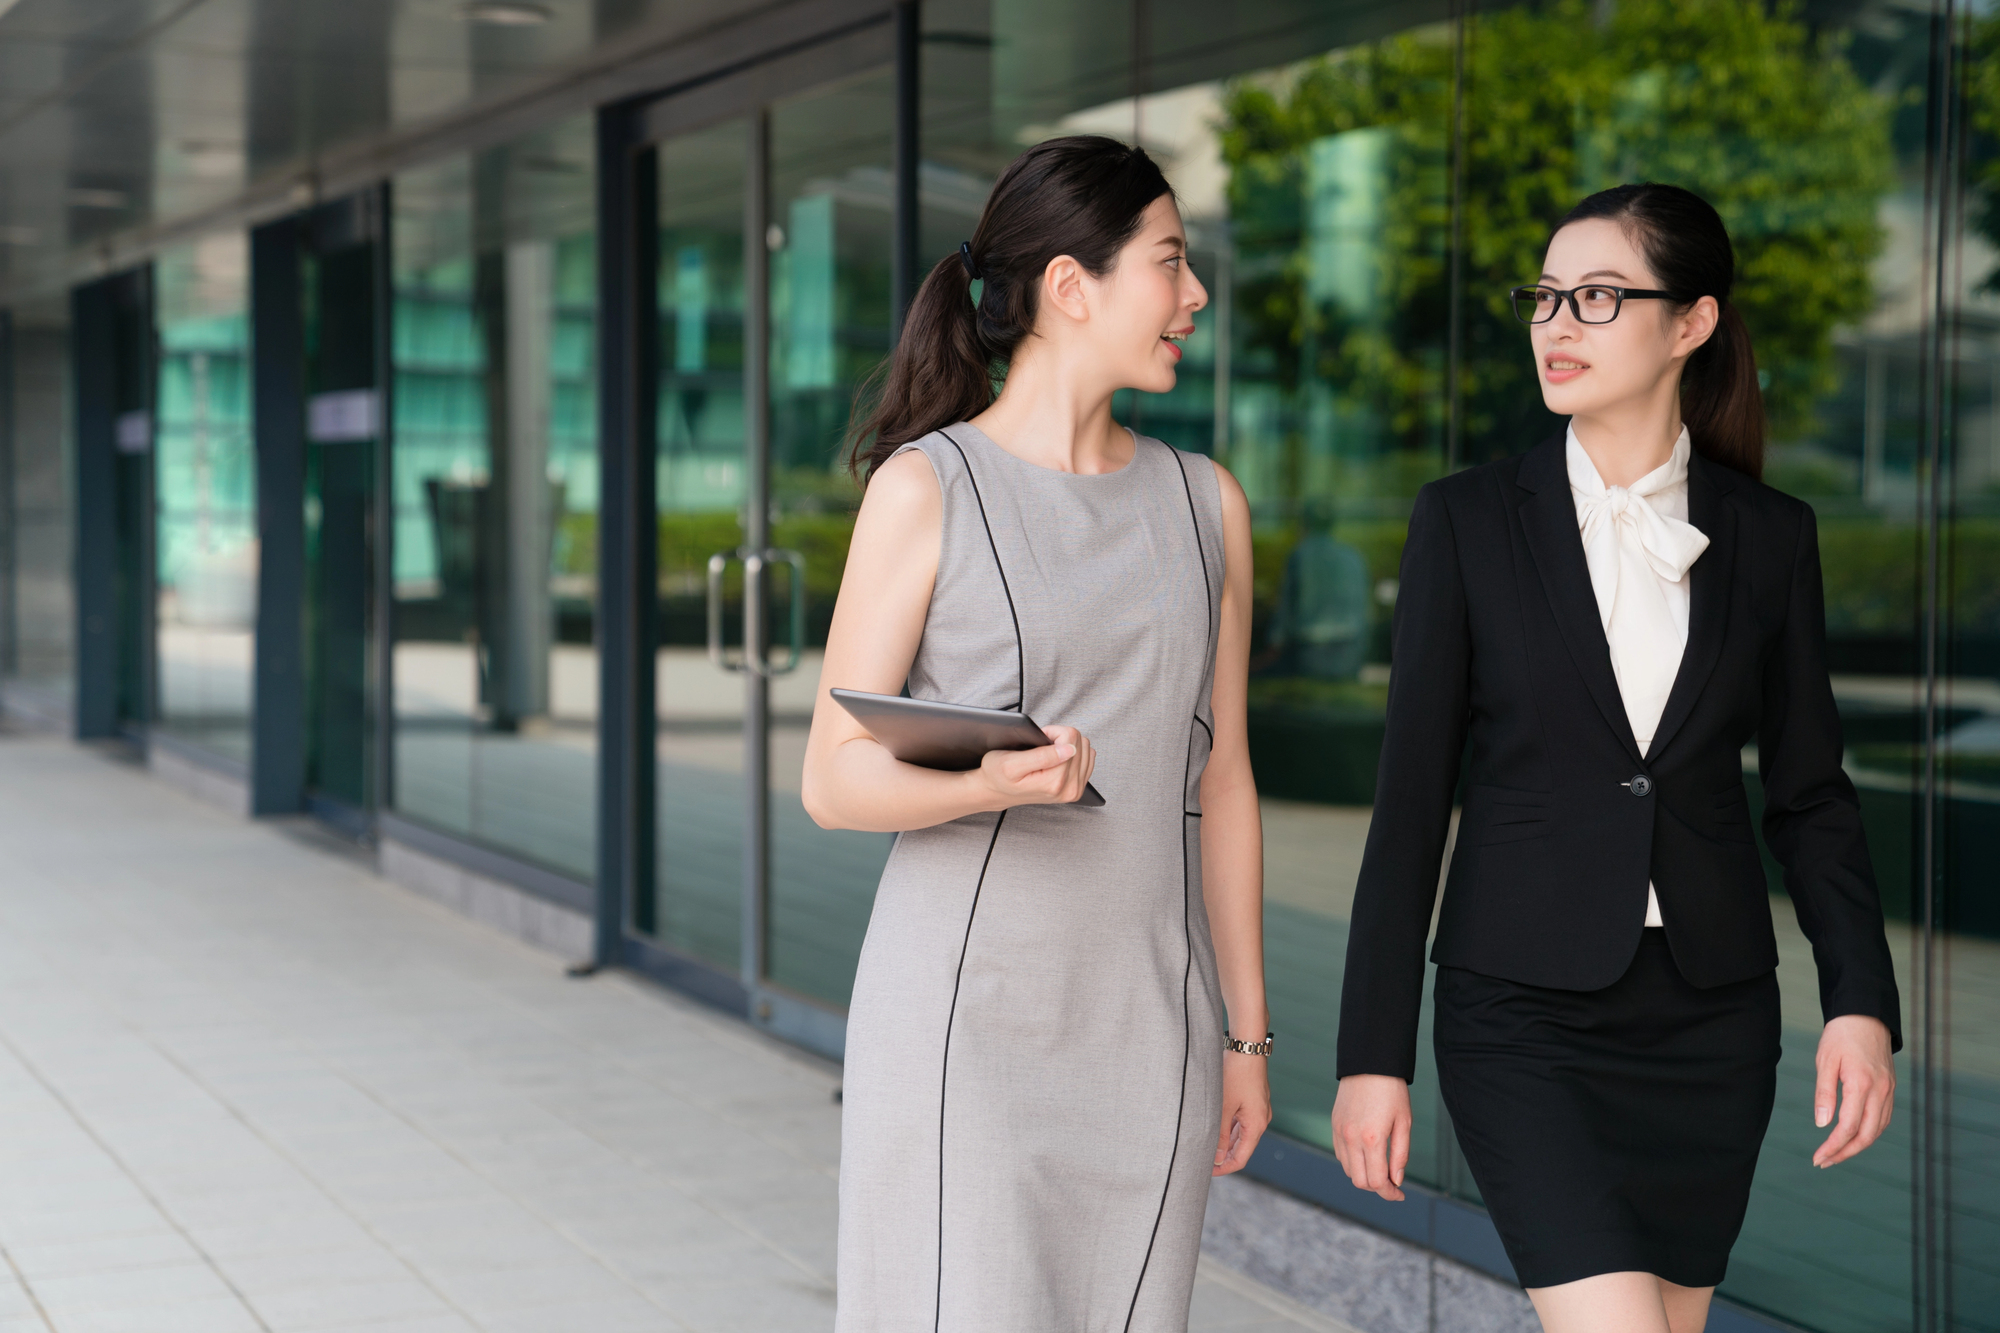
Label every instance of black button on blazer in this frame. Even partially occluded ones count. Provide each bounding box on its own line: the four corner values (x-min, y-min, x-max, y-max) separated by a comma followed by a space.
1336, 432, 1904, 1083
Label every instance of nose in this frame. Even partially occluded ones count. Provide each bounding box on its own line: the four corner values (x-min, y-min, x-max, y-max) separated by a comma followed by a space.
1185, 266, 1209, 313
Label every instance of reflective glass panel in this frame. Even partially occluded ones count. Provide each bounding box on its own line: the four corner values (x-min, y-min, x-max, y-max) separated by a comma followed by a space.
1456, 1, 1930, 1321
390, 119, 599, 879
920, 0, 1457, 1183
155, 236, 255, 762
1946, 10, 2000, 1326
3, 295, 74, 699
649, 117, 750, 968
921, 9, 1987, 1327
765, 67, 899, 1010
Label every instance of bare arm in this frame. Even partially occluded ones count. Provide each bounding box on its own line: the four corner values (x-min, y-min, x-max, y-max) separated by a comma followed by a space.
800, 450, 1097, 833
1205, 462, 1273, 1175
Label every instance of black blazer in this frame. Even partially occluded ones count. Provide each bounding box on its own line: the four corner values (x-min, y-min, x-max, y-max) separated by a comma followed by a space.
1336, 432, 1903, 1082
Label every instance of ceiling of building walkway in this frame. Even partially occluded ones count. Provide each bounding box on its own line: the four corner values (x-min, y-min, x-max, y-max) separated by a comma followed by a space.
0, 0, 767, 306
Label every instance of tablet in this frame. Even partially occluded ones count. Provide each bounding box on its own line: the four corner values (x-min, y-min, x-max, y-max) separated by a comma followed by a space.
830, 689, 1105, 807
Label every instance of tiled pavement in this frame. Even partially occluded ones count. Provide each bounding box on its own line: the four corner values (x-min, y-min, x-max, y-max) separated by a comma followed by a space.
0, 735, 1351, 1333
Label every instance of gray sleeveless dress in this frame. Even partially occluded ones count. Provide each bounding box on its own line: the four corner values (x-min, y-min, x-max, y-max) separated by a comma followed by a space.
836, 423, 1227, 1333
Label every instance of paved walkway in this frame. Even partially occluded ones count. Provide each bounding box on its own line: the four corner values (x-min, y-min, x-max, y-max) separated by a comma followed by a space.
0, 735, 1345, 1333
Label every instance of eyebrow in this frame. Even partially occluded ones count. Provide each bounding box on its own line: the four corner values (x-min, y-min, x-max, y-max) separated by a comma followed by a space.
1540, 268, 1632, 282
1157, 235, 1187, 252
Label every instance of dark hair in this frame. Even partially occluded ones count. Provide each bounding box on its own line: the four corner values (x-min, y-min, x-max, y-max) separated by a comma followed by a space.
845, 136, 1174, 480
1554, 183, 1764, 479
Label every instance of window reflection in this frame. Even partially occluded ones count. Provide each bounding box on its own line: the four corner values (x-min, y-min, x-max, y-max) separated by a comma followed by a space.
1444, 5, 1922, 1324
154, 236, 255, 763
649, 115, 749, 968
1947, 9, 2000, 1325
390, 120, 598, 881
764, 68, 900, 1011
916, 2, 1986, 1326
920, 0, 1455, 1178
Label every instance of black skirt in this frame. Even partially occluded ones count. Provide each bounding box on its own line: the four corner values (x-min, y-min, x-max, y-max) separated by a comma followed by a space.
1433, 929, 1781, 1290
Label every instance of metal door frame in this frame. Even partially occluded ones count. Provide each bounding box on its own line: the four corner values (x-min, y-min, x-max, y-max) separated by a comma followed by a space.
594, 10, 906, 1057
286, 188, 394, 838
73, 266, 157, 743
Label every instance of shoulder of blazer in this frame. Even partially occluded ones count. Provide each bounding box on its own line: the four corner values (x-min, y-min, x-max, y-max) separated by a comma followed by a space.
1692, 451, 1812, 545
1423, 434, 1550, 512
1485, 428, 1568, 498
1699, 455, 1794, 509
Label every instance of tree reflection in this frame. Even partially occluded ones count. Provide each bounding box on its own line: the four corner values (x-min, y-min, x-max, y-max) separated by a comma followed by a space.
1217, 0, 1896, 463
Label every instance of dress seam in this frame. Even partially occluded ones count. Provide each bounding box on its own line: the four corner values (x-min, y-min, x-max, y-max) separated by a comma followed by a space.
1171, 449, 1217, 658
1125, 448, 1213, 1329
938, 427, 1026, 711
935, 809, 1007, 1332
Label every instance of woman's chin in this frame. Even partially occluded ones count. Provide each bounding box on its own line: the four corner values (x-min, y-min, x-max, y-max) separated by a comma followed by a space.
1541, 384, 1599, 419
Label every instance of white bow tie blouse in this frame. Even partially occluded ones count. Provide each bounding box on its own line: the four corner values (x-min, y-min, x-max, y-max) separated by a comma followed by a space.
1566, 425, 1711, 929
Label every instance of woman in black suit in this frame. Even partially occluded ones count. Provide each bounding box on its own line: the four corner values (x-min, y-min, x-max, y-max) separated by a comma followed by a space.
1330, 183, 1901, 1333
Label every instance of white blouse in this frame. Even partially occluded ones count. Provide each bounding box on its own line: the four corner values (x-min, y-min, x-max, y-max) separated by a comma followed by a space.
1566, 425, 1711, 928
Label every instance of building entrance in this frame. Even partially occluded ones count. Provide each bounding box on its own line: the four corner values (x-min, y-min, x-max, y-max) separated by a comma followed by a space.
625, 29, 903, 1052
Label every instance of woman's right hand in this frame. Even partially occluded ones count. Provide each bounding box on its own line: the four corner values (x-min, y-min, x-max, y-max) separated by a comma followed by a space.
1332, 1073, 1413, 1201
973, 724, 1096, 808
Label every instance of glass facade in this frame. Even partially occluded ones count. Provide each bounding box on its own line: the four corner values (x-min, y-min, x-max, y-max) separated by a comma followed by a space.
913, 2, 1986, 1328
639, 67, 899, 1009
2, 294, 74, 702
1, 3, 1990, 1329
649, 113, 751, 965
1943, 8, 2000, 1325
765, 69, 899, 1009
154, 236, 255, 763
390, 118, 599, 880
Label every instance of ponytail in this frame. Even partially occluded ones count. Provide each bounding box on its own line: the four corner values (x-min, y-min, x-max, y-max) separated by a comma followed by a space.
1555, 182, 1766, 480
845, 254, 1004, 480
1680, 301, 1764, 479
845, 136, 1175, 481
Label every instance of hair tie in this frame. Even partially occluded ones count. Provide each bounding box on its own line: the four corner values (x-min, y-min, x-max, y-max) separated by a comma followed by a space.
959, 241, 983, 281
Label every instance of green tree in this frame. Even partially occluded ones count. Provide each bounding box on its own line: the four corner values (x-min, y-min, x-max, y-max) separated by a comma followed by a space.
1218, 0, 1895, 459
1967, 11, 2000, 291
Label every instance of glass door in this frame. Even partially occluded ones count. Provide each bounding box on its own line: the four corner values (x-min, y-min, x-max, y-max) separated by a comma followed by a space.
647, 115, 753, 971
764, 71, 899, 1011
634, 43, 898, 1048
153, 238, 256, 764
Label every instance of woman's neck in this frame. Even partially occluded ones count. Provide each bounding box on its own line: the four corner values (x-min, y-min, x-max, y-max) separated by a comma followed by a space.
969, 338, 1133, 475
1570, 402, 1685, 490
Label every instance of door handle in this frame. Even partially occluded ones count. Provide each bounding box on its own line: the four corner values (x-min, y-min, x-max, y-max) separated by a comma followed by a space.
707, 546, 806, 677
758, 548, 806, 677
706, 549, 749, 674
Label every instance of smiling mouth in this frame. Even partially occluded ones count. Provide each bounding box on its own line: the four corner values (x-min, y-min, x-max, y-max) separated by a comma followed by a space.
1162, 328, 1190, 358
1546, 357, 1588, 373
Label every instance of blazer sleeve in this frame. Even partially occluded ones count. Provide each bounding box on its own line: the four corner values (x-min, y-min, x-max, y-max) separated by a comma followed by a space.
1758, 502, 1904, 1051
1336, 483, 1472, 1082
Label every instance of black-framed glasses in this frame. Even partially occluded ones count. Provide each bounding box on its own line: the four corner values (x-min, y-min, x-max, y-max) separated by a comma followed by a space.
1509, 284, 1676, 325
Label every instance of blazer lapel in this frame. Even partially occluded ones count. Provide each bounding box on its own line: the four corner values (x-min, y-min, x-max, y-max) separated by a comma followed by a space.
1647, 453, 1736, 760
1514, 433, 1644, 766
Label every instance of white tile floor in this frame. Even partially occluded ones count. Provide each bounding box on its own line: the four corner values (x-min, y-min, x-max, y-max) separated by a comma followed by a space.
0, 736, 1349, 1333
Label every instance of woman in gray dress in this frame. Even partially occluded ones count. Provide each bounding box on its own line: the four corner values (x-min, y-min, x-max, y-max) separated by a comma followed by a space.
802, 136, 1271, 1333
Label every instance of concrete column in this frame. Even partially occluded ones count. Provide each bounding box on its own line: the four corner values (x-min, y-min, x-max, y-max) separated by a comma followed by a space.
499, 238, 554, 726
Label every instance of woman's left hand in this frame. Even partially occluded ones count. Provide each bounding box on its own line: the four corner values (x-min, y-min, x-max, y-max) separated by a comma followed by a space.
1812, 1014, 1896, 1168
1214, 1051, 1273, 1176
